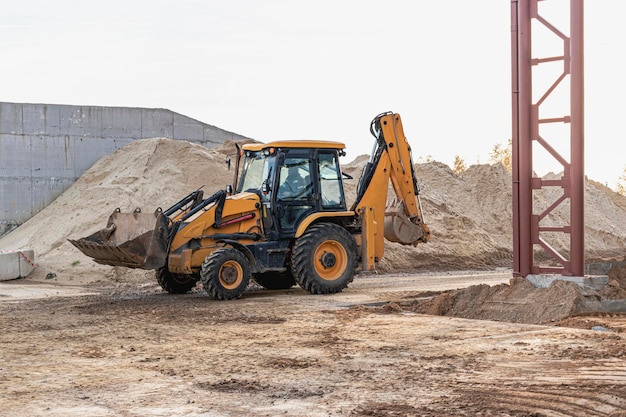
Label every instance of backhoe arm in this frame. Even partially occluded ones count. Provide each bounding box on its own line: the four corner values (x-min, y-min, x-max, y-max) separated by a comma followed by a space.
352, 112, 430, 270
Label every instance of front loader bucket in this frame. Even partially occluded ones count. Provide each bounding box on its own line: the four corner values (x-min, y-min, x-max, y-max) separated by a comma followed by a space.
384, 200, 431, 245
69, 208, 170, 270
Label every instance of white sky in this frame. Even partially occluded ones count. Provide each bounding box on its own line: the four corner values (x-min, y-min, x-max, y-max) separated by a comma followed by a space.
2, 0, 624, 188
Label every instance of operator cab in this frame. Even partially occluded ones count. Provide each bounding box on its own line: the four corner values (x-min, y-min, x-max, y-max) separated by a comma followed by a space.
236, 141, 348, 238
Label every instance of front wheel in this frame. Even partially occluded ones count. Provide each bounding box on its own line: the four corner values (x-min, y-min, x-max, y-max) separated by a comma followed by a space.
156, 267, 199, 294
291, 223, 358, 295
200, 248, 251, 300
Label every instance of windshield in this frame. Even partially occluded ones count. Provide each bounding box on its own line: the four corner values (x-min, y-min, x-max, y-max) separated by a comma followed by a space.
237, 151, 275, 194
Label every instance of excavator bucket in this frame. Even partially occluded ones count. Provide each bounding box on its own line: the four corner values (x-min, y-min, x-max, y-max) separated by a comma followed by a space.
69, 208, 170, 270
384, 200, 431, 245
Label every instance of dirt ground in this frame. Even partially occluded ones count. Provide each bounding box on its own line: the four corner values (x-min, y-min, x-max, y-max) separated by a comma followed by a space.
2, 271, 626, 417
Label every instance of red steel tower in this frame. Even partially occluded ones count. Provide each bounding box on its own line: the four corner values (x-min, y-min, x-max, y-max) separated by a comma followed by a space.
511, 0, 585, 277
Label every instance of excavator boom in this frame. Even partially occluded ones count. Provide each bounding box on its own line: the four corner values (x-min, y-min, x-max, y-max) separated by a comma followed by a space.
352, 112, 430, 269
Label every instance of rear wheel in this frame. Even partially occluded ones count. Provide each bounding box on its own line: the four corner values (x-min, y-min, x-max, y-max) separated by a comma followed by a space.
253, 271, 296, 290
200, 248, 251, 300
291, 223, 358, 294
156, 267, 199, 294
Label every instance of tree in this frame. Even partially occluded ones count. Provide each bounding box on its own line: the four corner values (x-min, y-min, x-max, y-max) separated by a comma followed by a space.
489, 139, 512, 172
453, 155, 467, 174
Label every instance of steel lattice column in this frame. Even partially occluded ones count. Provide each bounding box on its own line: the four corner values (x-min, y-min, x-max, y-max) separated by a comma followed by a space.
511, 0, 585, 277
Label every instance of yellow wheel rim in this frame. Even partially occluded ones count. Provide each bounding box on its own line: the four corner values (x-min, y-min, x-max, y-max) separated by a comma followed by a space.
219, 260, 243, 290
313, 239, 348, 281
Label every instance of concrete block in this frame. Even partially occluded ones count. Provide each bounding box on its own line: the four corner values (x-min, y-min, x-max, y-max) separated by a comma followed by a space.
42, 104, 63, 136
0, 102, 23, 134
60, 106, 101, 137
173, 113, 203, 141
30, 135, 74, 177
73, 137, 117, 173
102, 107, 142, 138
204, 124, 232, 143
22, 104, 47, 135
0, 176, 33, 223
526, 274, 609, 291
142, 108, 174, 138
0, 134, 32, 174
0, 250, 35, 281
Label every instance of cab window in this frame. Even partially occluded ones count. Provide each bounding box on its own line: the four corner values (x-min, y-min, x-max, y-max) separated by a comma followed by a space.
277, 158, 312, 201
318, 152, 345, 209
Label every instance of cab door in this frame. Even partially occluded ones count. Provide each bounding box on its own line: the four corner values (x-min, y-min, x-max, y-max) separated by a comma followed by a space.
317, 151, 347, 210
273, 151, 316, 235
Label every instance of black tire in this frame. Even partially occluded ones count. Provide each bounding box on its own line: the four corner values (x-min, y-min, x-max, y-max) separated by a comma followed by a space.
253, 271, 296, 290
156, 267, 199, 294
291, 223, 358, 295
200, 248, 251, 300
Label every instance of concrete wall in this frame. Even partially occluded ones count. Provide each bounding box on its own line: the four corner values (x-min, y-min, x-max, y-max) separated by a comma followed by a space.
0, 102, 250, 237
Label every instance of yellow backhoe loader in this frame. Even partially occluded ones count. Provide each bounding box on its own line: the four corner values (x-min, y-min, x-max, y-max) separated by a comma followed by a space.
70, 112, 430, 300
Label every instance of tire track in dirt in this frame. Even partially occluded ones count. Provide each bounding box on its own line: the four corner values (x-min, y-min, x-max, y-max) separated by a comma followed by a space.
330, 306, 626, 416
449, 385, 626, 416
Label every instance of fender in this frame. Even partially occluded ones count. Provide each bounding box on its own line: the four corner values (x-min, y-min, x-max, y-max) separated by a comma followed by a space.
217, 239, 260, 273
295, 211, 356, 238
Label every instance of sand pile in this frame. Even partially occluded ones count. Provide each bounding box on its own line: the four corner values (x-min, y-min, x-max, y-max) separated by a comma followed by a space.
376, 162, 515, 273
399, 263, 626, 325
408, 277, 600, 324
359, 160, 626, 273
1, 138, 625, 286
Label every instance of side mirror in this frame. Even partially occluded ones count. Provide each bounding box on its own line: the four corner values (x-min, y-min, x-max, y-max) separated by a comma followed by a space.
261, 179, 270, 195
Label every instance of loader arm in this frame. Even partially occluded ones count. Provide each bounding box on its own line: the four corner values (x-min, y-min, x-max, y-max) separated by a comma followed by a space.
352, 112, 430, 270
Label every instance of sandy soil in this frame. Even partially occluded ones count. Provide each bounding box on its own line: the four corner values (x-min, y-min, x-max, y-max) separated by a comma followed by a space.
2, 272, 626, 417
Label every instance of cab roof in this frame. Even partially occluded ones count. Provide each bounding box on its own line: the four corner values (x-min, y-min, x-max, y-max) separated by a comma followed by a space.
241, 140, 346, 152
